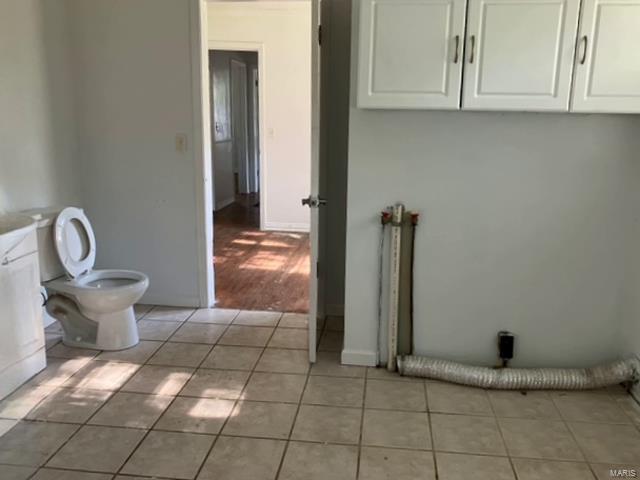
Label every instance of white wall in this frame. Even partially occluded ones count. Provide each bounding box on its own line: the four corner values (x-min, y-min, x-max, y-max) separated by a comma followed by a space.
0, 0, 80, 213
69, 0, 207, 306
343, 0, 640, 367
207, 1, 311, 232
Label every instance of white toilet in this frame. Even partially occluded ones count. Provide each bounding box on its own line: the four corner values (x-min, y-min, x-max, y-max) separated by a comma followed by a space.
27, 207, 149, 351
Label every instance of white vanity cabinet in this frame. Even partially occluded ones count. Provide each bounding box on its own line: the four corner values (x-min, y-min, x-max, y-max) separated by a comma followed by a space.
462, 0, 580, 111
0, 229, 45, 400
571, 0, 640, 113
356, 0, 467, 109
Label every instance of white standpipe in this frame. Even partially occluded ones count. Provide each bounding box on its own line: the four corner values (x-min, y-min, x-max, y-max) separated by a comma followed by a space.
387, 203, 404, 371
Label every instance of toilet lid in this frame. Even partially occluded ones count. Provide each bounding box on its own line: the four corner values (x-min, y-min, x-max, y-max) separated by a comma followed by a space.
53, 207, 96, 278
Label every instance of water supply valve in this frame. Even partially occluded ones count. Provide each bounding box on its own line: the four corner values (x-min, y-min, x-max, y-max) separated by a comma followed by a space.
498, 331, 515, 367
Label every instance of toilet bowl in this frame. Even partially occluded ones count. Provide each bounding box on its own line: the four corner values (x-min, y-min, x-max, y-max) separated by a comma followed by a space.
28, 207, 149, 351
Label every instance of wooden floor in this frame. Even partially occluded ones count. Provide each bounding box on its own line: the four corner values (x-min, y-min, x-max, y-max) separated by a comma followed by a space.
214, 194, 310, 312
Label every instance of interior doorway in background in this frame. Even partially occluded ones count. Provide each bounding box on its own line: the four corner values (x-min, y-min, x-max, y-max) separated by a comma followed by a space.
209, 50, 310, 313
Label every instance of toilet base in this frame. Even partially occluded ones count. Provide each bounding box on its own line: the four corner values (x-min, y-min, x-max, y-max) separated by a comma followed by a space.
47, 295, 139, 351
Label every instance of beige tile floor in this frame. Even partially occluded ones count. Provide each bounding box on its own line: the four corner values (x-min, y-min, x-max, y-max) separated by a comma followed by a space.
0, 306, 639, 479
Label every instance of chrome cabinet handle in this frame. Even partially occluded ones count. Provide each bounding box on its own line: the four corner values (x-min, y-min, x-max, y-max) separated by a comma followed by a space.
579, 35, 588, 65
454, 35, 460, 63
469, 35, 476, 64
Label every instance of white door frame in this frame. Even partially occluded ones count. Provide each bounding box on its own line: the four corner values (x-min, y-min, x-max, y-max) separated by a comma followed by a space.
230, 58, 250, 194
208, 40, 267, 231
189, 0, 215, 307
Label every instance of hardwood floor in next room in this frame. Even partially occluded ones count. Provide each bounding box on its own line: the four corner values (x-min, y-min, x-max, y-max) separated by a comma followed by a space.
214, 194, 310, 313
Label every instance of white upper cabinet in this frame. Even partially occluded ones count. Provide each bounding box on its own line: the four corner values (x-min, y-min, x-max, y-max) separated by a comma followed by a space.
357, 0, 467, 109
571, 0, 640, 113
462, 0, 580, 111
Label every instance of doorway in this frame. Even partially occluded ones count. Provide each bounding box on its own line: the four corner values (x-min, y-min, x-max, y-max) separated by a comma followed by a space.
209, 51, 257, 211
208, 48, 311, 313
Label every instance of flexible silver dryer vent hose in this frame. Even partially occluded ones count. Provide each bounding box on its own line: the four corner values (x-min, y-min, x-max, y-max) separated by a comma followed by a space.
397, 355, 640, 390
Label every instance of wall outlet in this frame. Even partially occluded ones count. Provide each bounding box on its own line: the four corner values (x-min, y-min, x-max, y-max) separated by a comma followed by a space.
175, 134, 187, 153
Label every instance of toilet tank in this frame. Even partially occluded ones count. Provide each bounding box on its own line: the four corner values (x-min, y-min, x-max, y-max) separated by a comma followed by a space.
20, 207, 65, 282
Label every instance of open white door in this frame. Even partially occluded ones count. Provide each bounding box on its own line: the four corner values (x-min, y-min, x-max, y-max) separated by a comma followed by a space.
230, 58, 250, 194
250, 67, 260, 193
305, 0, 322, 363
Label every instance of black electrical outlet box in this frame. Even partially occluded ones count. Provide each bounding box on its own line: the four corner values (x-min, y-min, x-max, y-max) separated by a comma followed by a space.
498, 331, 515, 361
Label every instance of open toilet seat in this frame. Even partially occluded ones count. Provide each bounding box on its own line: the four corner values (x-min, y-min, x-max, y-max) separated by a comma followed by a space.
44, 207, 149, 350
54, 207, 96, 278
47, 207, 149, 311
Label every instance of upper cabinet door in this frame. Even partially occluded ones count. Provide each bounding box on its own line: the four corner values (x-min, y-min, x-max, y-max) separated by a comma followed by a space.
357, 0, 467, 110
572, 0, 640, 113
462, 0, 580, 111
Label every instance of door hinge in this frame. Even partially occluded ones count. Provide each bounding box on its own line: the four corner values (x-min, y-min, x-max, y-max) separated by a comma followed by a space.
316, 261, 320, 278
318, 25, 322, 46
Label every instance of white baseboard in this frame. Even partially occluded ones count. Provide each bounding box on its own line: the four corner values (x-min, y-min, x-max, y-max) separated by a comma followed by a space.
326, 304, 344, 317
341, 349, 378, 367
263, 221, 310, 233
215, 197, 235, 211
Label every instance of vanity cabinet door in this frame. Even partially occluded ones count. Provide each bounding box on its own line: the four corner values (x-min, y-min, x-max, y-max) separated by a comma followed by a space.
462, 0, 580, 111
571, 0, 640, 113
0, 252, 43, 374
357, 0, 467, 109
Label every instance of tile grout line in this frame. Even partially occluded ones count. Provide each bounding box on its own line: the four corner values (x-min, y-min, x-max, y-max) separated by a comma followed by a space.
201, 311, 289, 480
273, 311, 323, 480
8, 308, 637, 479
10, 309, 352, 475
424, 380, 440, 480
5, 386, 636, 472
35, 306, 200, 478
20, 312, 125, 480
355, 356, 369, 480
272, 362, 312, 480
551, 393, 601, 480
29, 306, 201, 478
4, 307, 294, 479
188, 309, 264, 480
111, 307, 242, 478
487, 388, 520, 480
84, 307, 200, 425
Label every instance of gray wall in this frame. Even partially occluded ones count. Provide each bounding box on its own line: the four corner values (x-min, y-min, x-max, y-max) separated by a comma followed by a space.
0, 0, 81, 213
343, 0, 640, 367
69, 0, 205, 306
